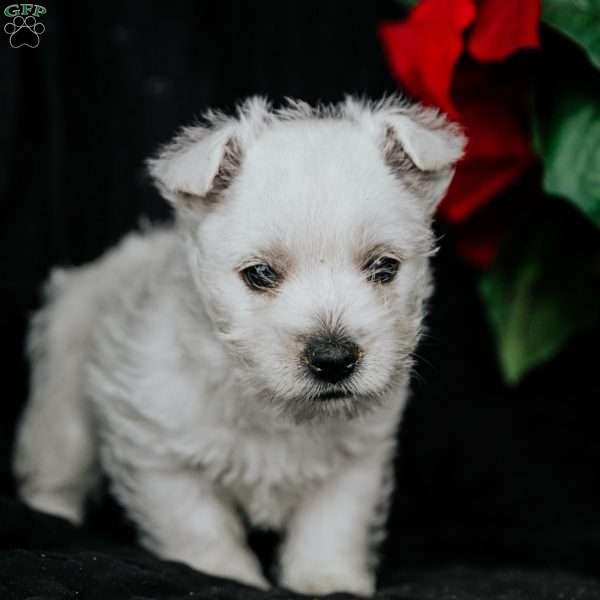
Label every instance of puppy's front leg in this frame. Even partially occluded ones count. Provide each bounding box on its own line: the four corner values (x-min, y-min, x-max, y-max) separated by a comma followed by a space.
279, 446, 392, 597
115, 466, 269, 590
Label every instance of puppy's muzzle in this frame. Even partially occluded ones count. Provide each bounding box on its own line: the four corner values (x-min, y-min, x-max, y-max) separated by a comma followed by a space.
303, 336, 362, 384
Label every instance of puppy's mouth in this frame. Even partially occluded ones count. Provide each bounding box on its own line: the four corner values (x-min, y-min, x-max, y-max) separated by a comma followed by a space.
314, 389, 351, 401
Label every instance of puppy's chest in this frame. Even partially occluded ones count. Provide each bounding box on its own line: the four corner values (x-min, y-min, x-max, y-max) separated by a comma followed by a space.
192, 426, 355, 529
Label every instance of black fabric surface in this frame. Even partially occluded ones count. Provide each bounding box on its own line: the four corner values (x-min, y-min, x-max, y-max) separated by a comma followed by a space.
3, 495, 600, 600
2, 1, 600, 598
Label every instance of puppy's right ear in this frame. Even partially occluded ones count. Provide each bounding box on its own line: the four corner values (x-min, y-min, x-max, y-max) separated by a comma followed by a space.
147, 125, 242, 210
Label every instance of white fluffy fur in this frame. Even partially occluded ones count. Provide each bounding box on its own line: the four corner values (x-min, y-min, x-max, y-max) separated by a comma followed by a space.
13, 96, 464, 596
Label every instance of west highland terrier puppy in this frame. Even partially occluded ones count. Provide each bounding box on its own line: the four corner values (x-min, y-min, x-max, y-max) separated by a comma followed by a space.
13, 96, 464, 596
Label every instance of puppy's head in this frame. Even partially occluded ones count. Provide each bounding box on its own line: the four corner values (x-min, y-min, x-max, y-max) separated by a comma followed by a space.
149, 96, 465, 422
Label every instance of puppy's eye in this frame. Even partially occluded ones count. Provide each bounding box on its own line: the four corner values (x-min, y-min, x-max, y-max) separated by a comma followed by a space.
241, 263, 280, 291
364, 256, 400, 284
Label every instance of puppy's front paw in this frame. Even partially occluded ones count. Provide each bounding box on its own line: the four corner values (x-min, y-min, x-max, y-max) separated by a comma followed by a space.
209, 562, 270, 591
281, 563, 374, 597
169, 544, 270, 590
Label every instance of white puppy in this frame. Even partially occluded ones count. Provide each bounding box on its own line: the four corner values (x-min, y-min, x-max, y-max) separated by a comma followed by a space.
13, 96, 464, 596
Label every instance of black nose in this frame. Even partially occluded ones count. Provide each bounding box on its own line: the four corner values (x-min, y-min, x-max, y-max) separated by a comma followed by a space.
304, 337, 361, 384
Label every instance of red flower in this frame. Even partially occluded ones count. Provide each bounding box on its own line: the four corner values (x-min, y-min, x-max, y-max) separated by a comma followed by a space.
468, 0, 540, 62
379, 0, 540, 267
439, 63, 536, 225
379, 0, 476, 117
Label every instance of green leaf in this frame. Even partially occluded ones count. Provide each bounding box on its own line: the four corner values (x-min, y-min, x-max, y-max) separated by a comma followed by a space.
542, 0, 600, 69
395, 0, 419, 10
480, 208, 600, 385
533, 84, 600, 229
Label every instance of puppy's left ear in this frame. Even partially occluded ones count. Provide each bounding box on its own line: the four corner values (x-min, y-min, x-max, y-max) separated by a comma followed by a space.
147, 124, 242, 211
378, 105, 466, 215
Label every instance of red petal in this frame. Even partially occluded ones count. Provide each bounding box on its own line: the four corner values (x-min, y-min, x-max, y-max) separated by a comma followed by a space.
439, 126, 535, 224
377, 0, 541, 268
438, 64, 536, 223
468, 0, 540, 62
378, 0, 476, 116
452, 177, 544, 268
455, 231, 500, 268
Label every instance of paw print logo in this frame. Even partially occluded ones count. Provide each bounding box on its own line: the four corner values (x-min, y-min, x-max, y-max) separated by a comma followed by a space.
4, 15, 45, 48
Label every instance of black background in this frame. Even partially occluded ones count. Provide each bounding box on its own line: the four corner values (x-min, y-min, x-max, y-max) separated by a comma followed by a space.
2, 2, 600, 598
